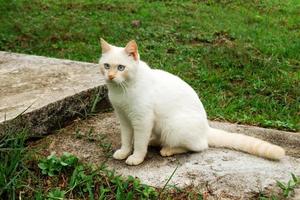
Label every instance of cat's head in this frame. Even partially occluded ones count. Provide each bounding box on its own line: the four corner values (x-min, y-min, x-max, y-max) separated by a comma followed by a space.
99, 39, 140, 84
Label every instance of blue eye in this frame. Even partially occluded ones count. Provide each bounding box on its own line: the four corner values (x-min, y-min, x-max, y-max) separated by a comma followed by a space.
104, 63, 110, 69
117, 65, 125, 71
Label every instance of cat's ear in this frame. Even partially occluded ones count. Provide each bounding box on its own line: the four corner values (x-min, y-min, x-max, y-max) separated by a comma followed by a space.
125, 40, 139, 61
100, 38, 111, 54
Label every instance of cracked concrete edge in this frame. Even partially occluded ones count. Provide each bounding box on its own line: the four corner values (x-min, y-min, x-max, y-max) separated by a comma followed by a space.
0, 85, 110, 137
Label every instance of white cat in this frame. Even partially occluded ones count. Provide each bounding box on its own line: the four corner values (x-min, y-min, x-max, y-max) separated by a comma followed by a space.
99, 39, 285, 166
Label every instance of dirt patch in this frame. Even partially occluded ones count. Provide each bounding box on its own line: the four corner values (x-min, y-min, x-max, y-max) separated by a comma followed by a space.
212, 31, 235, 47
179, 31, 236, 48
29, 112, 119, 164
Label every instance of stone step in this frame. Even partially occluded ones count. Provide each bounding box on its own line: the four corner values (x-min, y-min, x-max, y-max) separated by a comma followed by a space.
0, 51, 108, 136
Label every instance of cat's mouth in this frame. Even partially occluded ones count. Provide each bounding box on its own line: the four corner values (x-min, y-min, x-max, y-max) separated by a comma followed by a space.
105, 77, 115, 82
105, 78, 122, 85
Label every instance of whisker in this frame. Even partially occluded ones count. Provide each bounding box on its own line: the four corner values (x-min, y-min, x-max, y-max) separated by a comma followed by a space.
122, 82, 128, 95
119, 82, 127, 96
119, 83, 124, 94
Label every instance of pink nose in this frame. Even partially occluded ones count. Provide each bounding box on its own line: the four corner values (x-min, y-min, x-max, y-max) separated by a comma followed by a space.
108, 75, 115, 80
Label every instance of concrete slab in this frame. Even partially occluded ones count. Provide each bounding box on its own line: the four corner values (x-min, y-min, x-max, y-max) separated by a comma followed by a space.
30, 112, 300, 200
0, 51, 109, 135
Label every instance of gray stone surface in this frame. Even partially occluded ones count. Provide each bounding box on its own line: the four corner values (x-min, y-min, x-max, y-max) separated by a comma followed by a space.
31, 112, 300, 200
0, 51, 109, 135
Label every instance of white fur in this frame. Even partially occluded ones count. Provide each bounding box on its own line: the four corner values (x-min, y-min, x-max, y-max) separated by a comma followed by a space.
99, 40, 285, 165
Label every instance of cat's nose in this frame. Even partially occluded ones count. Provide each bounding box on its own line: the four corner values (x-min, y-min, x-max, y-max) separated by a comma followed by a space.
108, 75, 115, 80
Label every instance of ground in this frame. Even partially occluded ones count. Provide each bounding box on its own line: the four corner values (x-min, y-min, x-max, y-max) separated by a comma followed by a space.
0, 0, 299, 131
29, 112, 300, 199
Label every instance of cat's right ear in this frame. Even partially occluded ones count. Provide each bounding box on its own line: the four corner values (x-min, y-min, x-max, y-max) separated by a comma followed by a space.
100, 38, 111, 54
125, 40, 139, 61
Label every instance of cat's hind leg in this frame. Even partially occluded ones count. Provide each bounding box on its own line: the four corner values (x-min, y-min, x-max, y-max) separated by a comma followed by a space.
159, 130, 208, 157
185, 138, 208, 152
160, 139, 208, 157
160, 146, 188, 157
159, 114, 209, 157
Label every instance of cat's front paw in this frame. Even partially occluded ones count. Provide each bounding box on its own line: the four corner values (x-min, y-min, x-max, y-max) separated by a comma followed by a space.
113, 149, 131, 160
125, 155, 144, 165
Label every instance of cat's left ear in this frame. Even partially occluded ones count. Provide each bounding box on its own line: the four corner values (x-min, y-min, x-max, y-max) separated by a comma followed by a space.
125, 40, 139, 61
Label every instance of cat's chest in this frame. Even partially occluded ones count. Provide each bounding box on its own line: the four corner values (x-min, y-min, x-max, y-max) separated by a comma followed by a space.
108, 90, 135, 109
108, 86, 151, 118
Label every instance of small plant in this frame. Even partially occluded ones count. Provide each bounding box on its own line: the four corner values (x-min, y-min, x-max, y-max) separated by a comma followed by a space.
90, 91, 103, 114
75, 128, 83, 139
38, 152, 78, 176
47, 188, 66, 200
258, 193, 278, 200
0, 130, 28, 199
109, 174, 158, 199
276, 173, 300, 198
159, 165, 179, 198
69, 164, 95, 199
87, 128, 95, 142
259, 173, 300, 199
98, 135, 113, 158
34, 190, 43, 200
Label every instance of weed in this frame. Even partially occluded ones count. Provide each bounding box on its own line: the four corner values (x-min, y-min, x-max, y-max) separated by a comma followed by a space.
68, 165, 94, 198
0, 129, 28, 199
276, 173, 300, 198
75, 128, 83, 139
47, 188, 66, 200
34, 190, 43, 200
87, 128, 95, 142
258, 193, 278, 200
38, 152, 78, 176
259, 173, 300, 199
98, 134, 113, 159
90, 91, 103, 114
159, 165, 179, 198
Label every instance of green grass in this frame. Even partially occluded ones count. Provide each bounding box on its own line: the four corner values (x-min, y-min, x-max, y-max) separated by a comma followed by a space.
0, 0, 299, 131
276, 173, 300, 198
0, 129, 28, 199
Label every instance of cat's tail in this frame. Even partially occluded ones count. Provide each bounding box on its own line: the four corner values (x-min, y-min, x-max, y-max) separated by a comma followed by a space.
207, 128, 285, 160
